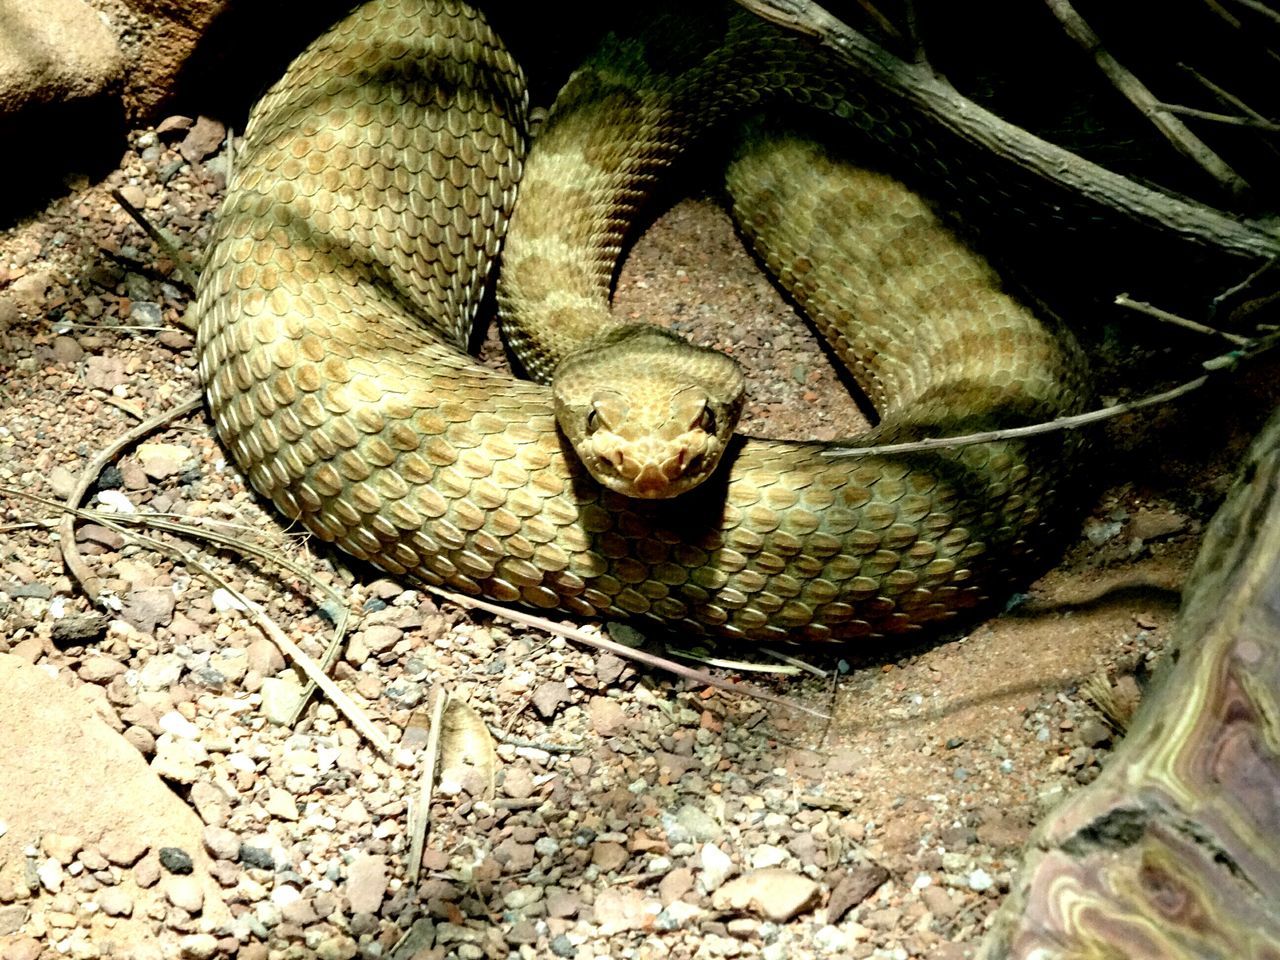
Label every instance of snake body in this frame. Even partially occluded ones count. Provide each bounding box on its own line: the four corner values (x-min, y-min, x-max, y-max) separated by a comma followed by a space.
193, 0, 1090, 644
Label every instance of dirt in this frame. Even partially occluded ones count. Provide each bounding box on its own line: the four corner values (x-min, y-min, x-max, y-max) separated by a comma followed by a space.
0, 118, 1277, 960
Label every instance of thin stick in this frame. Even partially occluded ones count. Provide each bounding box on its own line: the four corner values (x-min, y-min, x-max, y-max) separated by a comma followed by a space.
1114, 293, 1252, 345
1043, 0, 1250, 197
1224, 0, 1280, 27
823, 333, 1277, 459
58, 394, 203, 604
823, 379, 1208, 460
419, 585, 831, 720
111, 188, 200, 290
1153, 101, 1280, 132
1212, 258, 1280, 316
407, 686, 448, 886
1180, 62, 1276, 125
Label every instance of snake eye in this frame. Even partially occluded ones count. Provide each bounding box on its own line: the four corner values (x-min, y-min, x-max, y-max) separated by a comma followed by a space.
586, 408, 600, 432
694, 406, 716, 434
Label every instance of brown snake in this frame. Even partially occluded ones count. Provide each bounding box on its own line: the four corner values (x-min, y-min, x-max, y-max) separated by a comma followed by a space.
193, 0, 1091, 644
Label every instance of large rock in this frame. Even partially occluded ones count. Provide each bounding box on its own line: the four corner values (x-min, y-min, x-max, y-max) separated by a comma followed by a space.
0, 0, 123, 115
0, 654, 227, 952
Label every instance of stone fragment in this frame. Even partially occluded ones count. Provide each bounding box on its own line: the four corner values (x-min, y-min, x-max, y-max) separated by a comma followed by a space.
159, 847, 194, 875
136, 442, 193, 480
201, 826, 239, 861
664, 804, 723, 844
99, 831, 148, 867
345, 854, 387, 915
827, 862, 890, 923
711, 869, 821, 922
41, 832, 83, 864
588, 696, 626, 736
123, 588, 176, 636
78, 656, 126, 683
696, 843, 734, 892
531, 680, 570, 718
179, 116, 226, 164
178, 933, 219, 959
592, 886, 660, 935
166, 875, 204, 913
591, 841, 629, 872
259, 675, 303, 725
97, 887, 133, 917
658, 866, 695, 906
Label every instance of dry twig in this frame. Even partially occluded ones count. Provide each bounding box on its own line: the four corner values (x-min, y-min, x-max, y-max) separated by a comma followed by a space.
1042, 0, 1250, 197
823, 331, 1278, 459
407, 687, 448, 885
111, 188, 200, 290
57, 393, 203, 605
1114, 293, 1253, 344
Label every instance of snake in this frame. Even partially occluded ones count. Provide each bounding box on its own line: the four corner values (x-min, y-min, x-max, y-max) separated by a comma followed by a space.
192, 0, 1092, 644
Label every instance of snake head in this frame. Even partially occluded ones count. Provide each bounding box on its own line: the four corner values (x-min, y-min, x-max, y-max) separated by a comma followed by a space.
552, 324, 745, 499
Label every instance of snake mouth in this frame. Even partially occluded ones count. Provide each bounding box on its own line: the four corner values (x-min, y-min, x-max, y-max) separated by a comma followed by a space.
588, 442, 711, 499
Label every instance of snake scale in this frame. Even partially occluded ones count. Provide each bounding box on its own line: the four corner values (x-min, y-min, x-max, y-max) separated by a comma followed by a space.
193, 0, 1091, 644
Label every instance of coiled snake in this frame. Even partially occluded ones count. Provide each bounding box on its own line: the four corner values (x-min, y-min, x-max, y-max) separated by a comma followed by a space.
193, 0, 1090, 644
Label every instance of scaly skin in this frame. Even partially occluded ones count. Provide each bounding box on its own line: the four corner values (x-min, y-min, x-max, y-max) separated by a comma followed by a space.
194, 0, 1090, 644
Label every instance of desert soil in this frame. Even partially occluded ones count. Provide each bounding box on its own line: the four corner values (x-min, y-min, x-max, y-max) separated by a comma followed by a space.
0, 116, 1276, 960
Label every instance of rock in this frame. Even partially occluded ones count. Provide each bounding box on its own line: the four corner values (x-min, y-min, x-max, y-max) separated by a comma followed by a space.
0, 0, 123, 114
663, 804, 723, 844
123, 589, 176, 636
588, 696, 626, 736
97, 886, 134, 917
78, 656, 126, 683
159, 847, 194, 875
0, 903, 29, 935
156, 114, 193, 137
202, 825, 239, 861
696, 843, 735, 893
592, 886, 660, 935
84, 355, 128, 391
136, 443, 193, 480
591, 841, 629, 872
502, 764, 535, 800
967, 867, 994, 892
189, 782, 231, 828
41, 832, 83, 865
658, 866, 695, 906
545, 887, 581, 918
179, 115, 225, 164
920, 884, 959, 919
531, 680, 570, 718
362, 624, 401, 653
827, 863, 890, 923
166, 875, 204, 913
711, 869, 821, 922
245, 637, 284, 677
178, 933, 219, 959
151, 733, 206, 783
259, 675, 303, 725
99, 831, 148, 867
264, 788, 299, 821
51, 335, 83, 363
2, 936, 41, 960
0, 655, 227, 947
36, 858, 63, 891
1129, 507, 1188, 542
345, 854, 387, 914
47, 465, 77, 499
